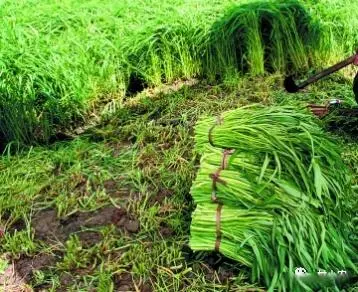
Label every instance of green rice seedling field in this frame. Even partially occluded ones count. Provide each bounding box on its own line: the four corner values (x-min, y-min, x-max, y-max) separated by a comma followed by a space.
0, 0, 357, 290
0, 0, 357, 145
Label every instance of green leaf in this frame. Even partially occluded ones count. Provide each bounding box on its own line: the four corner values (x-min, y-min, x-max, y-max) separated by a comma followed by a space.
312, 158, 323, 201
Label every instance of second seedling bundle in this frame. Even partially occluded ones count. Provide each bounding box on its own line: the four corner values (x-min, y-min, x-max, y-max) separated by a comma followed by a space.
190, 105, 357, 290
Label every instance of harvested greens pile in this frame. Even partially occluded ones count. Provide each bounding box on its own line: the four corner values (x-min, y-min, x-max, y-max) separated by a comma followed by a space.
190, 105, 357, 290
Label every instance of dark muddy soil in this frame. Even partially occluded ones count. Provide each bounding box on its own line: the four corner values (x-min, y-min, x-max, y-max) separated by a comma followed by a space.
34, 269, 98, 291
114, 272, 135, 291
77, 231, 102, 248
159, 222, 175, 237
12, 205, 140, 290
114, 272, 152, 292
58, 272, 77, 291
31, 205, 140, 245
15, 254, 57, 282
103, 179, 130, 198
150, 188, 173, 205
182, 246, 240, 285
8, 218, 26, 235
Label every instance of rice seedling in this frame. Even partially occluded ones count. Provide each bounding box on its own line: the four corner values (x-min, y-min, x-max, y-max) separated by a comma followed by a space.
1, 0, 358, 145
190, 105, 357, 290
203, 0, 321, 79
190, 203, 356, 290
190, 203, 274, 267
304, 0, 358, 63
123, 23, 204, 87
195, 105, 352, 213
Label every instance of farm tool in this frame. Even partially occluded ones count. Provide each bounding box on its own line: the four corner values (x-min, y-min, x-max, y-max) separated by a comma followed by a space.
284, 51, 358, 127
284, 50, 358, 98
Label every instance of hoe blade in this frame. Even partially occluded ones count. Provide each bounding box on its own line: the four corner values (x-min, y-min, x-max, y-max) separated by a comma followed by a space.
284, 76, 300, 93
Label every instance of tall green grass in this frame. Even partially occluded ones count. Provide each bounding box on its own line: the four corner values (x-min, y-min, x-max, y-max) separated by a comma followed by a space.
0, 0, 357, 145
305, 0, 358, 62
124, 23, 204, 86
203, 0, 320, 78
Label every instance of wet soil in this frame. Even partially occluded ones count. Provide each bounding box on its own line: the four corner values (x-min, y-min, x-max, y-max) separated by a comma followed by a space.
15, 254, 57, 282
31, 205, 140, 245
12, 204, 140, 290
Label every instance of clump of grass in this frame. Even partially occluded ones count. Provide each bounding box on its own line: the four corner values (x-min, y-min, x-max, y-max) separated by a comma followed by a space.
190, 105, 357, 290
203, 0, 321, 79
124, 23, 204, 87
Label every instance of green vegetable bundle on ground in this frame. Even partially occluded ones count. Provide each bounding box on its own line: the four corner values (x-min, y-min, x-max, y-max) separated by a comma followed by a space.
189, 105, 357, 290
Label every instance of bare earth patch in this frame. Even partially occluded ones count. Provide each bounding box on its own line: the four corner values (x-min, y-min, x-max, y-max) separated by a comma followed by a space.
15, 254, 56, 282
31, 205, 140, 245
8, 204, 140, 289
114, 272, 152, 292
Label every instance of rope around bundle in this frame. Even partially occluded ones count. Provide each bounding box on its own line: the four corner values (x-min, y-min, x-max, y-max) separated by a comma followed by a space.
190, 105, 357, 290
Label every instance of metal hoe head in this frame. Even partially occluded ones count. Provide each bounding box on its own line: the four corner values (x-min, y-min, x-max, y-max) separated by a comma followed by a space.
283, 75, 300, 93
284, 51, 358, 94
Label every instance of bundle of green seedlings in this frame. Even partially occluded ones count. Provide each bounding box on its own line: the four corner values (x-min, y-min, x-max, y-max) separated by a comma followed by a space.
190, 105, 357, 290
203, 0, 321, 79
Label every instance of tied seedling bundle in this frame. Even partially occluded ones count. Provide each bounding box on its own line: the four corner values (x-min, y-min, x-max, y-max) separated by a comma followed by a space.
190, 105, 357, 290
